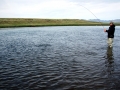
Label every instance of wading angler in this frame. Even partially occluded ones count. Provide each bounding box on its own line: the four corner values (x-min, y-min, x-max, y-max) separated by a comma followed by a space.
104, 22, 115, 48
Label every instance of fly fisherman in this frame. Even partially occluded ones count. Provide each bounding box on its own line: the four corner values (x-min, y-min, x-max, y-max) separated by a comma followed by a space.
104, 22, 115, 48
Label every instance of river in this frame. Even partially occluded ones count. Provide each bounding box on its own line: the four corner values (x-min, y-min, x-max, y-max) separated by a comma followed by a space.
0, 26, 120, 90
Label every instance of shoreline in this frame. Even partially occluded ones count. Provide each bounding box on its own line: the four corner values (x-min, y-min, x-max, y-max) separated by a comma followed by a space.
0, 18, 120, 28
0, 24, 109, 28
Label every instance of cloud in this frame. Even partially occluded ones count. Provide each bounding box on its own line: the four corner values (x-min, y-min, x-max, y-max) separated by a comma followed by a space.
0, 0, 120, 20
83, 2, 120, 19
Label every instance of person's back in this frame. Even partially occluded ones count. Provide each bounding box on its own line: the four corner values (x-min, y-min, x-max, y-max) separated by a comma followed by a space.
107, 24, 115, 38
104, 22, 115, 48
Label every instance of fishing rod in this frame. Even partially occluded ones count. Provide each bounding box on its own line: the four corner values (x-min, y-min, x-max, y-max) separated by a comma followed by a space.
79, 5, 105, 29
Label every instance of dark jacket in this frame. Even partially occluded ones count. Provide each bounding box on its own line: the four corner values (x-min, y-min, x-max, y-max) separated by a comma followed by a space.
106, 24, 115, 38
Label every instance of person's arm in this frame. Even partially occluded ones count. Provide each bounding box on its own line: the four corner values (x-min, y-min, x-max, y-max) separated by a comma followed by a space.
104, 27, 110, 32
106, 30, 108, 32
104, 29, 108, 32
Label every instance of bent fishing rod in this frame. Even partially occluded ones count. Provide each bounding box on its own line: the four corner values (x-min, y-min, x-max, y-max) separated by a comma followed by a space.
79, 5, 105, 29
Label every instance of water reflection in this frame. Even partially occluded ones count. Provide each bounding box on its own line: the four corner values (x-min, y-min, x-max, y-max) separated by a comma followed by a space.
106, 47, 114, 61
105, 47, 115, 89
106, 47, 114, 74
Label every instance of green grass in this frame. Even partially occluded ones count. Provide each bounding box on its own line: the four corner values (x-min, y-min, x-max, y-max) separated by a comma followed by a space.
0, 18, 120, 28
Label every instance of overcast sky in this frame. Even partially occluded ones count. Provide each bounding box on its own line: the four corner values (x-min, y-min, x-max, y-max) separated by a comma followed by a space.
0, 0, 120, 20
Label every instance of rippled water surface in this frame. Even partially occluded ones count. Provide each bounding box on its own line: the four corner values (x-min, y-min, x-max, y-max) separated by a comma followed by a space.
0, 26, 120, 90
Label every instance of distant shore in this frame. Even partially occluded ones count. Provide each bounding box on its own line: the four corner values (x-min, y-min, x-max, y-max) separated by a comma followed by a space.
0, 18, 120, 28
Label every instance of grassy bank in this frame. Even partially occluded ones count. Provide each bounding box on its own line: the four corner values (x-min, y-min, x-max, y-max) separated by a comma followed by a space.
0, 18, 120, 28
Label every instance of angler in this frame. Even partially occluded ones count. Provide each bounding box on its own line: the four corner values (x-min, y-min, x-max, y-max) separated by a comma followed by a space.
104, 22, 115, 48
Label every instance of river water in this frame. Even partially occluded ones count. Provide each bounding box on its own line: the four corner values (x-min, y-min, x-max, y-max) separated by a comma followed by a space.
0, 26, 120, 90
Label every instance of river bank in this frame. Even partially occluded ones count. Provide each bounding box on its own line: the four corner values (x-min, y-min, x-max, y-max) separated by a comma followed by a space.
1, 18, 118, 28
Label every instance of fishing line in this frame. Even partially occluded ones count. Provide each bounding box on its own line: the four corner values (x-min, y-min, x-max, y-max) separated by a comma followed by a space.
79, 5, 105, 29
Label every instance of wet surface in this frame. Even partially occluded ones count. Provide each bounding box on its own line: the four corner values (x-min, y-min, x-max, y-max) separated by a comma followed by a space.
0, 26, 120, 90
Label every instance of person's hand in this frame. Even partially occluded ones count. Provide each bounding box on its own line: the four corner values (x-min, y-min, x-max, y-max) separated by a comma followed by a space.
104, 29, 106, 32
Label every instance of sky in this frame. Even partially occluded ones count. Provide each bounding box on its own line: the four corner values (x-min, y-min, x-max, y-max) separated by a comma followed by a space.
0, 0, 120, 20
